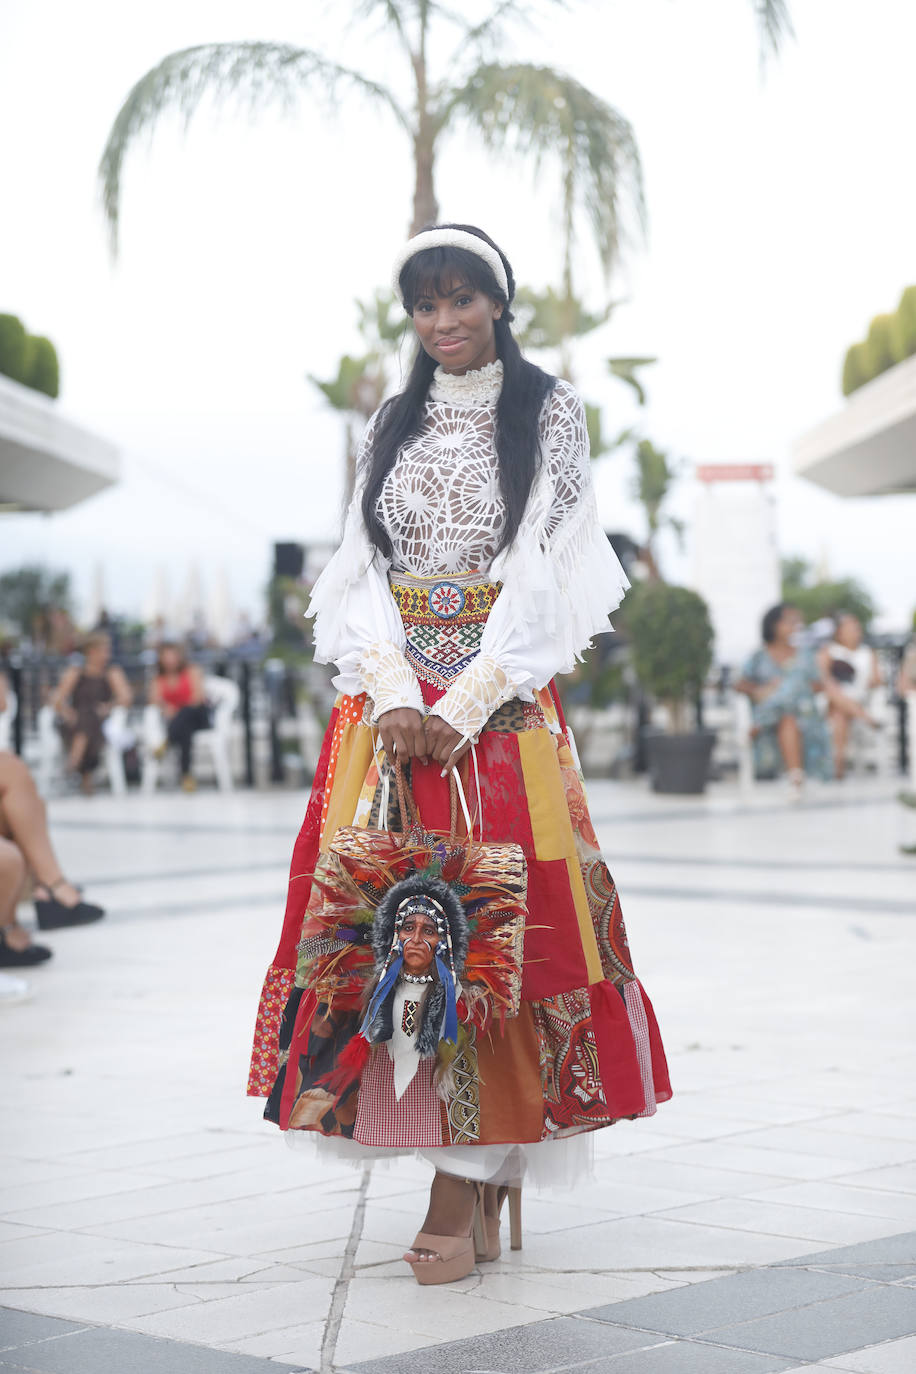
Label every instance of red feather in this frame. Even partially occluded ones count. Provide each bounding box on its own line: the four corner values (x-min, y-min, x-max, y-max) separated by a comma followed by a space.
317, 1032, 372, 1102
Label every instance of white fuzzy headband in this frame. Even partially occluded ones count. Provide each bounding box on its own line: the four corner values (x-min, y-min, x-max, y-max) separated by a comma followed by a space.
391, 228, 509, 306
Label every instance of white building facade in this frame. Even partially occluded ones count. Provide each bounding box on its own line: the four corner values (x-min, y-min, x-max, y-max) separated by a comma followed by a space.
691, 463, 780, 669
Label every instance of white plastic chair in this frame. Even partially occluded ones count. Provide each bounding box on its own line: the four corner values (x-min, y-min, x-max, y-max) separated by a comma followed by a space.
37, 705, 63, 796
0, 687, 17, 753
844, 687, 894, 778
142, 675, 239, 792
195, 675, 239, 792
37, 702, 128, 796
101, 706, 129, 796
733, 691, 756, 793
907, 694, 916, 789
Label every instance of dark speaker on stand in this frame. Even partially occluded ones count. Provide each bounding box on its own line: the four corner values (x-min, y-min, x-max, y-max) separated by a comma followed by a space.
273, 542, 305, 579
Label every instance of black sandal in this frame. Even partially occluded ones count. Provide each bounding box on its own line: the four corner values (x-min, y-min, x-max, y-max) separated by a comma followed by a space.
0, 928, 52, 967
34, 878, 105, 931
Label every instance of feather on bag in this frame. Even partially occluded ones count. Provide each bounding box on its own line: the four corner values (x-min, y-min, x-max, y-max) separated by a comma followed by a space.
294, 760, 527, 1101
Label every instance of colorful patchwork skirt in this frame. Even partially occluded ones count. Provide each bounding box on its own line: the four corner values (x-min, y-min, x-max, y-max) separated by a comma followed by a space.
248, 571, 671, 1175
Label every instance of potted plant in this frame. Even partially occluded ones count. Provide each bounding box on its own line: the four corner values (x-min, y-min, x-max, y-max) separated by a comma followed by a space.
625, 580, 716, 793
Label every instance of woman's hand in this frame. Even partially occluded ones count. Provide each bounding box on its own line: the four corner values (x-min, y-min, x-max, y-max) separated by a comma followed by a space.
377, 708, 428, 760
424, 716, 471, 772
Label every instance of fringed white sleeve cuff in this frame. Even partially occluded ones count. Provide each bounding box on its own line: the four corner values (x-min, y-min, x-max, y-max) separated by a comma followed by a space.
428, 654, 519, 743
360, 641, 425, 721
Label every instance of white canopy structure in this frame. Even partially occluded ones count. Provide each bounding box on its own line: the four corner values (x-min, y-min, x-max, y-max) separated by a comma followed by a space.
793, 353, 916, 498
0, 373, 119, 512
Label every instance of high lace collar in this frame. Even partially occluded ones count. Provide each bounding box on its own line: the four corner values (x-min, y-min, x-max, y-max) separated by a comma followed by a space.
429, 359, 503, 409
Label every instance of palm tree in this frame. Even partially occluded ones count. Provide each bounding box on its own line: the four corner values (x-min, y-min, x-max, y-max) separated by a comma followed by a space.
308, 290, 409, 498
632, 438, 683, 580
99, 1, 792, 268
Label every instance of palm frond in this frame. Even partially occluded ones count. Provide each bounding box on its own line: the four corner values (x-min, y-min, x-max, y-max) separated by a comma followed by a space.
444, 62, 645, 274
98, 42, 409, 255
513, 285, 609, 350
462, 0, 563, 49
607, 356, 656, 407
353, 0, 410, 33
752, 0, 794, 60
351, 0, 413, 52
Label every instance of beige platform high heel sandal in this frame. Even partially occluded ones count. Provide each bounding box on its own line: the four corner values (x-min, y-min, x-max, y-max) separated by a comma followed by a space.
407, 1181, 486, 1286
475, 1184, 523, 1263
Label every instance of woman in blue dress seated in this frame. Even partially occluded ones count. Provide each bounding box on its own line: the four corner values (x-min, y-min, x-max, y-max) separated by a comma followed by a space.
735, 602, 833, 798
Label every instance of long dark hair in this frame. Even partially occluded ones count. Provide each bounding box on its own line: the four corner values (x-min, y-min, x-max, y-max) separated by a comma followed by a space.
761, 603, 797, 644
361, 223, 555, 558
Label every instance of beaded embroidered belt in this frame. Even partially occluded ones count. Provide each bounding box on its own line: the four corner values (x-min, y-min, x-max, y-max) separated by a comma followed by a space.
389, 571, 501, 692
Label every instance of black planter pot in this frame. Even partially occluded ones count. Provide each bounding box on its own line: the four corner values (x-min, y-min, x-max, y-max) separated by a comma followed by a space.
645, 730, 717, 794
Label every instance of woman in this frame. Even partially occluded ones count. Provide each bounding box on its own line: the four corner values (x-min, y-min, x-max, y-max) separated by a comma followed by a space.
0, 750, 105, 968
818, 613, 883, 780
735, 602, 833, 796
149, 645, 210, 792
248, 225, 671, 1284
51, 633, 132, 795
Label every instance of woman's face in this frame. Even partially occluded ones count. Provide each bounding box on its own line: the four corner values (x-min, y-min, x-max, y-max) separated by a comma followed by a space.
159, 648, 182, 674
836, 615, 862, 648
86, 638, 110, 669
775, 607, 803, 644
398, 912, 439, 975
411, 276, 502, 375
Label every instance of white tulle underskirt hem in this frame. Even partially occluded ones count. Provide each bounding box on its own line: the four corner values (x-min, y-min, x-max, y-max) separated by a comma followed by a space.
286, 1128, 596, 1191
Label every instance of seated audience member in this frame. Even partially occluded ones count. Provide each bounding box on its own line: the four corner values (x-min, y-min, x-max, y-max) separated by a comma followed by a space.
818, 613, 883, 779
149, 644, 210, 792
735, 603, 833, 799
51, 632, 132, 795
0, 751, 105, 968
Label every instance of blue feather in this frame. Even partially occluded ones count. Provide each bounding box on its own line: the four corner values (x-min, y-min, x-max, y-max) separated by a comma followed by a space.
360, 954, 404, 1040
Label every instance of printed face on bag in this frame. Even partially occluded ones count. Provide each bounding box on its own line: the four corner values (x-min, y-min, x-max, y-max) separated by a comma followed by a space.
397, 914, 439, 974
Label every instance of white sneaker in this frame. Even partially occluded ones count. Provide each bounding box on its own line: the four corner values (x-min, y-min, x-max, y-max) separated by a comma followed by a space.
0, 972, 31, 1005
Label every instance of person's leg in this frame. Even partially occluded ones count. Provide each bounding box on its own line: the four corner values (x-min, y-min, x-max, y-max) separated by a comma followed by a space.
776, 714, 803, 772
830, 708, 850, 780
0, 753, 81, 906
0, 836, 29, 950
167, 708, 195, 776
0, 835, 53, 963
405, 1171, 478, 1263
67, 732, 88, 773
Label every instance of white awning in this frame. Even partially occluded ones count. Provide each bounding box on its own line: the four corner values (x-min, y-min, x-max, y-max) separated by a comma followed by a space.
793, 352, 916, 497
0, 373, 119, 512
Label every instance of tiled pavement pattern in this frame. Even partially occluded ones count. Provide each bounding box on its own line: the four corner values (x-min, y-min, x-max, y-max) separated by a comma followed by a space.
3, 1234, 916, 1372
0, 776, 913, 1372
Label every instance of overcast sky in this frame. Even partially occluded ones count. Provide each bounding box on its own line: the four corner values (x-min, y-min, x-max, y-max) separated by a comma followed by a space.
1, 0, 913, 633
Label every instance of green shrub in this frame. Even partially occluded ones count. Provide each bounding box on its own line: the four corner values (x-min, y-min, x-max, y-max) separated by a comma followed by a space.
841, 286, 916, 395
24, 336, 60, 398
891, 284, 916, 361
624, 580, 714, 732
841, 341, 870, 397
0, 314, 28, 384
865, 313, 899, 378
781, 556, 876, 629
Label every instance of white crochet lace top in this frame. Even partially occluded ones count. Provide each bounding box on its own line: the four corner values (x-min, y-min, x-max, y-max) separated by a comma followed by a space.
307, 360, 629, 745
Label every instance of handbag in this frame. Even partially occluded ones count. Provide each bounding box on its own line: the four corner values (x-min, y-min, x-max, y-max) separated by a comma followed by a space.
294, 760, 528, 1056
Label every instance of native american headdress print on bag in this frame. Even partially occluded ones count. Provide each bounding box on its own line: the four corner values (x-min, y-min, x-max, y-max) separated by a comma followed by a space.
293, 764, 527, 1096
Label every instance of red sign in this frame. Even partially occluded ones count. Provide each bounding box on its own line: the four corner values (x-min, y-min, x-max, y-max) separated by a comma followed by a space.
696, 464, 774, 482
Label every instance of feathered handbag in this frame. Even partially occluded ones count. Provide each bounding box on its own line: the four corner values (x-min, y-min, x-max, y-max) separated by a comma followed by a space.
294, 761, 527, 1093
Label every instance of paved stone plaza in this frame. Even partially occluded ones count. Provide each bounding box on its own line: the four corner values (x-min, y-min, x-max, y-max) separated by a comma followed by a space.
0, 774, 914, 1372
